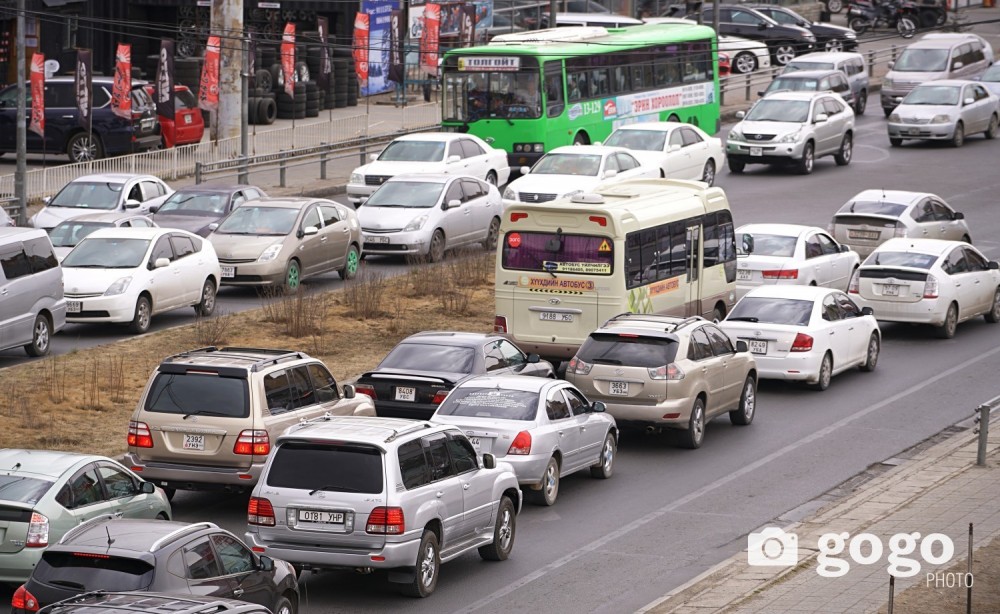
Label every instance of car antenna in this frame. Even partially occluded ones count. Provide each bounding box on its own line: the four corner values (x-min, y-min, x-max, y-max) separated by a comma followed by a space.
106, 526, 115, 548
11, 462, 20, 471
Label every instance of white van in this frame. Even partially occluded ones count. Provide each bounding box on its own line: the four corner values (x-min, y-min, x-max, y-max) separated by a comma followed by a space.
882, 37, 991, 116
0, 227, 66, 357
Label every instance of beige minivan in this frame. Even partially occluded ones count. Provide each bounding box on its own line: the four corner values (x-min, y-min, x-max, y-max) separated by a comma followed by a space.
0, 227, 66, 357
881, 36, 991, 116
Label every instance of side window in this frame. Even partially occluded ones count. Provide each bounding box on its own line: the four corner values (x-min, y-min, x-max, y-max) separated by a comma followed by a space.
497, 340, 527, 367
460, 139, 485, 158
398, 440, 431, 489
23, 238, 58, 274
805, 236, 823, 259
150, 236, 174, 263
129, 217, 149, 228
461, 179, 484, 201
447, 141, 464, 159
545, 389, 571, 420
605, 154, 620, 173
231, 192, 247, 209
444, 182, 464, 205
169, 235, 196, 260
263, 369, 293, 414
319, 205, 341, 228
943, 248, 969, 275
445, 434, 478, 473
286, 366, 315, 410
681, 128, 703, 146
702, 212, 719, 269
141, 181, 164, 200
964, 248, 988, 272
544, 62, 564, 118
817, 233, 841, 256
687, 328, 713, 360
668, 130, 684, 149
306, 362, 339, 403
822, 294, 842, 321
126, 183, 144, 203
211, 534, 255, 575
425, 435, 456, 482
301, 206, 321, 230
96, 464, 139, 499
835, 292, 861, 318
912, 201, 935, 223
244, 188, 261, 200
705, 326, 735, 356
617, 153, 639, 171
564, 388, 589, 416
483, 341, 505, 372
182, 538, 221, 580
55, 466, 104, 509
931, 201, 954, 221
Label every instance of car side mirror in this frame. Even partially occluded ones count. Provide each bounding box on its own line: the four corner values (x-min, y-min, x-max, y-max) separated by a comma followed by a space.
447, 154, 461, 163
814, 113, 829, 123
757, 22, 767, 30
482, 453, 497, 469
526, 353, 540, 364
757, 91, 765, 97
591, 401, 607, 413
888, 62, 894, 69
519, 165, 531, 175
736, 340, 749, 353
741, 233, 755, 254
343, 383, 356, 399
445, 199, 462, 210
841, 244, 851, 253
735, 110, 746, 119
43, 196, 51, 205
861, 306, 875, 316
369, 153, 379, 161
954, 61, 964, 70
602, 169, 618, 179
964, 97, 975, 105
140, 481, 156, 494
258, 555, 274, 572
148, 204, 160, 214
954, 211, 964, 220
125, 199, 142, 209
154, 257, 170, 269
302, 225, 319, 236
208, 222, 219, 232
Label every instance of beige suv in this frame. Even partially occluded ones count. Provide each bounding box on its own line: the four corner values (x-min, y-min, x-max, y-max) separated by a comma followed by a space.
565, 314, 757, 449
124, 346, 375, 498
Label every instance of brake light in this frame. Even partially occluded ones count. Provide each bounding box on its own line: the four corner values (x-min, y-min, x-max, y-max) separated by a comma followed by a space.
248, 497, 276, 526
234, 430, 269, 456
431, 390, 449, 404
894, 223, 907, 238
923, 275, 939, 299
790, 333, 814, 352
493, 315, 508, 334
588, 215, 607, 227
355, 384, 377, 400
26, 513, 48, 548
12, 585, 38, 612
367, 506, 405, 534
510, 212, 528, 222
566, 356, 592, 375
508, 431, 532, 455
848, 270, 860, 294
762, 269, 798, 280
71, 552, 110, 559
649, 363, 685, 380
127, 421, 153, 448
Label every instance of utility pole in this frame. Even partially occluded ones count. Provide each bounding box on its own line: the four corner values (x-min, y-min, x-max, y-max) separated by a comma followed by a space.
549, 0, 558, 28
239, 37, 248, 183
15, 0, 26, 225
210, 0, 244, 142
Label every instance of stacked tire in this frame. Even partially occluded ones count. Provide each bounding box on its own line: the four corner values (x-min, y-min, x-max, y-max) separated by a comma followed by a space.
173, 57, 203, 97
333, 58, 349, 108
277, 82, 307, 119
248, 72, 277, 126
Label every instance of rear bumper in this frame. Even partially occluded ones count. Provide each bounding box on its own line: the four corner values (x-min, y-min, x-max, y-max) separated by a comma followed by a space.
745, 352, 823, 382
0, 548, 43, 584
500, 453, 555, 486
850, 296, 946, 326
374, 400, 439, 421
598, 398, 692, 428
244, 531, 420, 570
123, 452, 265, 490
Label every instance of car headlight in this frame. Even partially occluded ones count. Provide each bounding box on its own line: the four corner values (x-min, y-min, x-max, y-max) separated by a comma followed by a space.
503, 188, 516, 200
728, 129, 745, 142
350, 172, 363, 183
888, 113, 901, 123
257, 243, 283, 263
104, 276, 133, 296
844, 31, 856, 39
404, 214, 428, 232
778, 129, 802, 143
883, 78, 894, 90
931, 114, 952, 124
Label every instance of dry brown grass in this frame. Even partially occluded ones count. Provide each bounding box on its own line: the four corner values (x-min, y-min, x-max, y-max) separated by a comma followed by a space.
0, 256, 497, 459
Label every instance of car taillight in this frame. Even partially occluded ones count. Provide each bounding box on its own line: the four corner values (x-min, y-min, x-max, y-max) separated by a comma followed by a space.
894, 223, 907, 238
25, 512, 48, 548
493, 315, 508, 333
431, 390, 449, 404
649, 363, 684, 381
762, 269, 798, 280
12, 585, 39, 612
366, 506, 405, 534
355, 384, 377, 400
127, 421, 153, 448
923, 275, 939, 299
566, 356, 592, 375
848, 270, 860, 294
234, 430, 269, 456
508, 431, 532, 455
790, 333, 814, 352
248, 497, 276, 526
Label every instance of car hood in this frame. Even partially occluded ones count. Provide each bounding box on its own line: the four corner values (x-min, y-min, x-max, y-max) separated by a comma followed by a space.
63, 267, 139, 294
209, 234, 287, 259
808, 22, 854, 37
736, 120, 804, 138
30, 206, 113, 230
893, 104, 957, 119
151, 213, 218, 235
53, 246, 72, 262
357, 206, 433, 230
355, 161, 446, 176
508, 173, 603, 196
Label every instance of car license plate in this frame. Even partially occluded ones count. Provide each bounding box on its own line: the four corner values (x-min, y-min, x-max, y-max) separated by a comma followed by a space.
221, 266, 235, 278
469, 436, 481, 451
609, 381, 628, 396
67, 300, 82, 314
184, 114, 193, 125
882, 284, 900, 297
748, 339, 768, 355
183, 434, 205, 450
395, 386, 416, 402
750, 147, 763, 157
298, 510, 344, 524
849, 229, 880, 240
737, 269, 752, 281
367, 235, 390, 244
539, 312, 573, 322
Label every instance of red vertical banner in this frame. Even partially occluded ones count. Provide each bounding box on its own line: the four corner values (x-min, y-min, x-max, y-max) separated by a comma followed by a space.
199, 35, 221, 111
111, 43, 132, 119
421, 4, 441, 75
353, 12, 370, 83
281, 22, 296, 98
459, 5, 477, 48
28, 53, 44, 138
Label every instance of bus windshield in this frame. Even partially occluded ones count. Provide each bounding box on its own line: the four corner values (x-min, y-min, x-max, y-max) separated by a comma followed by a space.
502, 231, 613, 275
443, 68, 542, 122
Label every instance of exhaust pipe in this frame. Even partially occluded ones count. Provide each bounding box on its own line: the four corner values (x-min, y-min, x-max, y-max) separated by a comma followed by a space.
645, 426, 660, 434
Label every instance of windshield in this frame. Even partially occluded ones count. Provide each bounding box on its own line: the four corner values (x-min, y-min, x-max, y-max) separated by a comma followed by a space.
740, 233, 797, 257
62, 237, 150, 268
215, 206, 298, 236
894, 48, 950, 72
983, 64, 1000, 82
157, 192, 229, 216
863, 251, 937, 269
531, 153, 602, 176
0, 475, 54, 504
377, 140, 446, 162
836, 200, 908, 217
766, 77, 820, 93
49, 221, 112, 248
443, 68, 542, 122
785, 61, 834, 72
379, 343, 476, 373
502, 231, 614, 275
266, 442, 383, 494
603, 129, 667, 152
902, 85, 960, 105
436, 387, 540, 420
49, 182, 123, 210
728, 297, 813, 326
745, 99, 810, 122
577, 333, 678, 368
144, 372, 249, 418
366, 181, 444, 208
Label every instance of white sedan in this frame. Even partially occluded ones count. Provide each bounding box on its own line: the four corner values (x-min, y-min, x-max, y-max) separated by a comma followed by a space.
61, 227, 222, 334
736, 223, 860, 298
848, 238, 1000, 339
358, 174, 503, 262
502, 145, 659, 205
643, 18, 771, 74
602, 122, 724, 185
720, 285, 880, 391
347, 132, 510, 206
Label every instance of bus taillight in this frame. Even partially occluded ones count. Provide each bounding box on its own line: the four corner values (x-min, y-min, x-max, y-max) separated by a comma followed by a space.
589, 216, 607, 227
510, 212, 528, 222
494, 316, 508, 333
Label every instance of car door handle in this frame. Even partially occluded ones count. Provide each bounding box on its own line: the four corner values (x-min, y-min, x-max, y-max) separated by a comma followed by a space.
61, 115, 74, 119
829, 331, 835, 335
975, 280, 981, 284
320, 236, 327, 242
463, 483, 470, 490
232, 589, 244, 597
558, 431, 564, 437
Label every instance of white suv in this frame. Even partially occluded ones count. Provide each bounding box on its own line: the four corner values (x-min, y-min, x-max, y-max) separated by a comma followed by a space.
726, 91, 855, 175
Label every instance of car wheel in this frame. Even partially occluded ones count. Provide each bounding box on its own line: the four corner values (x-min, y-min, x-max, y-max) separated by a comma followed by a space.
338, 244, 360, 280
855, 90, 867, 115
883, 106, 893, 118
951, 122, 964, 148
573, 132, 589, 145
889, 137, 903, 147
271, 596, 294, 614
681, 397, 705, 449
485, 170, 498, 186
711, 305, 725, 323
860, 333, 880, 372
897, 16, 916, 38
24, 314, 51, 357
283, 259, 301, 293
590, 433, 616, 479
400, 531, 440, 597
824, 39, 844, 52
194, 278, 216, 316
936, 303, 958, 339
727, 157, 745, 174
701, 159, 716, 186
985, 288, 1000, 323
811, 352, 833, 391
67, 132, 104, 163
428, 230, 446, 263
483, 216, 501, 251
797, 142, 814, 175
733, 52, 757, 75
985, 115, 998, 140
834, 133, 852, 166
729, 375, 756, 426
478, 496, 516, 561
774, 44, 797, 66
827, 0, 844, 12
129, 296, 152, 334
528, 456, 560, 506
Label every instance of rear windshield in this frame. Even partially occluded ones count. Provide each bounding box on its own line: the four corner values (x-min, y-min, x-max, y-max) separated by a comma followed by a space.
379, 343, 475, 373
266, 442, 383, 494
836, 200, 908, 218
144, 372, 250, 418
49, 221, 112, 248
894, 48, 949, 72
785, 61, 835, 72
766, 77, 820, 93
502, 231, 614, 275
603, 129, 666, 152
576, 333, 678, 368
741, 233, 796, 257
0, 475, 54, 504
863, 251, 937, 269
35, 551, 154, 592
436, 387, 539, 420
728, 297, 813, 326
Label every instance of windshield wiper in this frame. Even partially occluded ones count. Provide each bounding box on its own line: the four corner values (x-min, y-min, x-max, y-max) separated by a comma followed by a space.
183, 409, 230, 420
727, 316, 759, 322
309, 485, 361, 495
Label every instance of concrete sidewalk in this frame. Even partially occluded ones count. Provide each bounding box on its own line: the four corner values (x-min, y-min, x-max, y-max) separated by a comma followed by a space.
639, 413, 1000, 614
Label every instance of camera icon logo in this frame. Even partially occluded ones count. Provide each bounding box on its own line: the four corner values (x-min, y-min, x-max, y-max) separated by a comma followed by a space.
748, 527, 799, 567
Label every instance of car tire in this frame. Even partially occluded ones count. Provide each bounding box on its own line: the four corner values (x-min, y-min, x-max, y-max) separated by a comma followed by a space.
194, 278, 216, 316
701, 159, 716, 186
163, 487, 176, 501
727, 157, 745, 174
67, 132, 105, 163
400, 531, 440, 598
485, 170, 498, 186
834, 133, 852, 166
985, 115, 998, 140
483, 216, 501, 251
951, 122, 964, 148
590, 433, 616, 479
889, 137, 903, 147
826, 0, 844, 12
883, 106, 893, 118
985, 288, 1000, 324
773, 43, 797, 66
283, 259, 301, 293
680, 397, 706, 449
527, 456, 560, 506
824, 39, 844, 53
811, 352, 833, 391
428, 230, 446, 263
129, 295, 152, 334
936, 303, 958, 339
729, 375, 756, 426
478, 496, 516, 561
859, 332, 880, 372
573, 132, 589, 145
855, 90, 867, 115
338, 244, 360, 280
797, 142, 815, 175
271, 595, 294, 614
24, 314, 51, 357
732, 52, 757, 75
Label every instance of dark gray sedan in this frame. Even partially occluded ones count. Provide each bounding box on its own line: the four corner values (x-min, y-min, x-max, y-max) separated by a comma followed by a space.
150, 184, 267, 236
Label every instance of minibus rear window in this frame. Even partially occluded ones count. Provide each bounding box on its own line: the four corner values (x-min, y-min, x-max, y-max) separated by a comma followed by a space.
501, 231, 613, 275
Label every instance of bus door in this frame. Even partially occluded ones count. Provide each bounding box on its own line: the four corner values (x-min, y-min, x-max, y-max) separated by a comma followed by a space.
685, 225, 702, 317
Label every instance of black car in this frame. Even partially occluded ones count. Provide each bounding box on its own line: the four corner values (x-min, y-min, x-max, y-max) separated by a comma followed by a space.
355, 331, 555, 419
12, 518, 298, 614
37, 592, 272, 614
0, 76, 160, 163
150, 184, 268, 237
746, 4, 859, 53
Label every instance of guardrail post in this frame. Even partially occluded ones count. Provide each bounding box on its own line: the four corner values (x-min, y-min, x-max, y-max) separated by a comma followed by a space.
974, 404, 991, 466
745, 73, 751, 103
195, 162, 202, 185
279, 158, 287, 188
891, 44, 899, 63
360, 142, 367, 167
867, 49, 876, 80
238, 156, 248, 185
320, 151, 328, 180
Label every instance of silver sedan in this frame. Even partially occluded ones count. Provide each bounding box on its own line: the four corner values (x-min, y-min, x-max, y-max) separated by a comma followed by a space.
430, 375, 617, 507
888, 80, 1000, 147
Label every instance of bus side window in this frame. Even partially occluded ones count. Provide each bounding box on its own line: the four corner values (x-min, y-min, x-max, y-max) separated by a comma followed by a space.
625, 231, 642, 289
717, 210, 737, 283
702, 212, 719, 268
544, 62, 564, 118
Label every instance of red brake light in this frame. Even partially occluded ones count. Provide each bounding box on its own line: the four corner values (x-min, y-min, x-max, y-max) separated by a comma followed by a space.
923, 275, 939, 299
355, 384, 377, 400
761, 269, 798, 280
12, 585, 39, 612
848, 270, 859, 294
71, 552, 110, 559
248, 497, 276, 526
234, 430, 269, 456
510, 212, 528, 222
26, 512, 48, 548
588, 215, 607, 227
431, 390, 449, 404
493, 315, 508, 333
790, 333, 814, 352
127, 421, 153, 448
367, 506, 405, 534
508, 431, 532, 455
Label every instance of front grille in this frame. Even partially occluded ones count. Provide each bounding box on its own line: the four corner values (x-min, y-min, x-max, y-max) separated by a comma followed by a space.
228, 274, 265, 282
64, 292, 102, 299
742, 133, 776, 142
519, 192, 557, 203
364, 175, 391, 186
218, 258, 257, 264
901, 117, 930, 125
364, 242, 408, 251
362, 228, 403, 234
71, 310, 111, 318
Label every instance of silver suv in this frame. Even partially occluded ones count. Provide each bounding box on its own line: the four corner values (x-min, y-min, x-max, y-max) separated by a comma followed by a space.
245, 416, 521, 598
726, 91, 855, 175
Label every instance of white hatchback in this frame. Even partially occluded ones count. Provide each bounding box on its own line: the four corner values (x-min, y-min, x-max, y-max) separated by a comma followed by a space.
61, 227, 222, 334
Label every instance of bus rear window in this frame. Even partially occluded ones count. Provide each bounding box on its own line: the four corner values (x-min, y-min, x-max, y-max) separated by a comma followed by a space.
501, 231, 613, 275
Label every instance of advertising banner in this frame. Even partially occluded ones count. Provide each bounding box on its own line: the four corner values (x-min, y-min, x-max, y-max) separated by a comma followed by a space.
75, 48, 93, 130
281, 22, 296, 97
388, 8, 405, 85
155, 40, 175, 120
459, 4, 476, 48
360, 0, 396, 96
317, 17, 331, 94
29, 53, 44, 137
199, 35, 221, 111
411, 1, 492, 40
420, 3, 440, 75
111, 44, 131, 119
353, 12, 370, 84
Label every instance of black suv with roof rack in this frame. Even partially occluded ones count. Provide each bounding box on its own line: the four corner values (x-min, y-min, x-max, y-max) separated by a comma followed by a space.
38, 592, 272, 614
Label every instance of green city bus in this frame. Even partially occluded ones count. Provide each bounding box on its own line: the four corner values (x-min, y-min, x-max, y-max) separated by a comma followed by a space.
440, 23, 721, 169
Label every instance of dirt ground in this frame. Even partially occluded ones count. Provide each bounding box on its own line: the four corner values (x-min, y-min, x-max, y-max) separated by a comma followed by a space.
1, 252, 497, 459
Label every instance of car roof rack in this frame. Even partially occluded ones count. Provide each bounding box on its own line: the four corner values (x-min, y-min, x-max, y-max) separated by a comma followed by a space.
58, 513, 118, 545
162, 347, 307, 372
601, 312, 704, 333
285, 415, 434, 443
149, 522, 217, 552
669, 316, 705, 332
